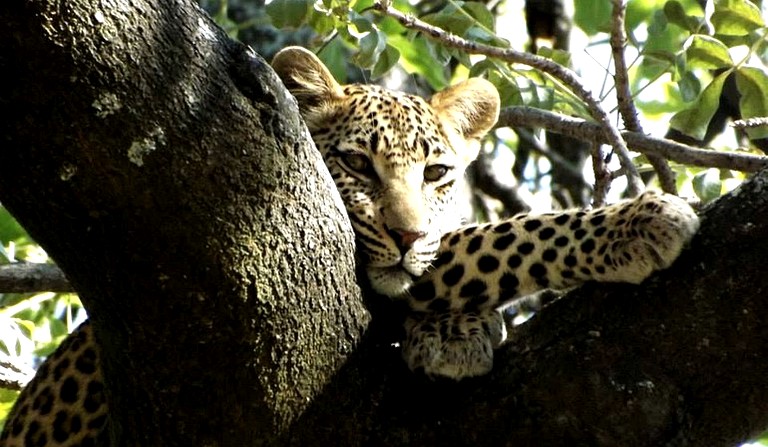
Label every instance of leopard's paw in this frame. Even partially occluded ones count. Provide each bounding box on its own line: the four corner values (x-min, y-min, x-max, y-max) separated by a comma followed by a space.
600, 191, 700, 284
402, 310, 505, 380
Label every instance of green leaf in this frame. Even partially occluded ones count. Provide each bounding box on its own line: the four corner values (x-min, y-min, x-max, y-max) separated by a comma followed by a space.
630, 0, 703, 30
0, 207, 27, 245
422, 4, 474, 36
663, 1, 689, 29
574, 2, 612, 35
692, 168, 723, 202
317, 39, 348, 83
465, 26, 498, 45
536, 47, 572, 67
477, 61, 523, 107
636, 82, 686, 114
388, 35, 448, 89
736, 67, 768, 139
266, 0, 311, 28
371, 45, 400, 78
639, 9, 688, 80
711, 0, 765, 35
664, 1, 708, 33
354, 26, 387, 69
670, 71, 729, 141
306, 7, 337, 35
678, 70, 702, 102
462, 2, 495, 31
0, 388, 20, 428
647, 8, 668, 36
685, 35, 733, 69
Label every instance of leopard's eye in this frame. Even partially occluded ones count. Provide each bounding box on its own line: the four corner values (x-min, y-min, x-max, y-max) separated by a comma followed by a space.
424, 164, 449, 182
342, 153, 371, 173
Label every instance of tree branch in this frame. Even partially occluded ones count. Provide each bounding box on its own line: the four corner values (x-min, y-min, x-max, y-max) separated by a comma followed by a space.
610, 0, 676, 193
499, 106, 768, 172
372, 0, 644, 199
0, 263, 73, 293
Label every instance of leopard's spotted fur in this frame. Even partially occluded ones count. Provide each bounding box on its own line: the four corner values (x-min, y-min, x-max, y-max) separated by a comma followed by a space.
0, 46, 699, 445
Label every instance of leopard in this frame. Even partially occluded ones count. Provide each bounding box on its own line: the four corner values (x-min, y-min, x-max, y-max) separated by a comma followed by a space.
0, 46, 699, 445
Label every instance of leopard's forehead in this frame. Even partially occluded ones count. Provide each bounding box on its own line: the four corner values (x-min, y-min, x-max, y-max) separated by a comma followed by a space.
312, 84, 451, 163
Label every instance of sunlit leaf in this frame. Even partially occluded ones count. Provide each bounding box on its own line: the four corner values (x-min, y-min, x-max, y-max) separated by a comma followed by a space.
735, 67, 768, 139
670, 71, 729, 140
0, 388, 20, 428
388, 35, 448, 89
630, 0, 702, 29
711, 0, 764, 35
685, 35, 733, 69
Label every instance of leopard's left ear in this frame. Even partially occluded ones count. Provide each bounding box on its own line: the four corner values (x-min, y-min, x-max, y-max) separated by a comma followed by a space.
430, 78, 500, 141
271, 46, 345, 124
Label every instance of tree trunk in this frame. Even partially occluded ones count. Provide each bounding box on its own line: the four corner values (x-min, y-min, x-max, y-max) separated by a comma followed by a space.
0, 0, 367, 445
1, 1, 768, 446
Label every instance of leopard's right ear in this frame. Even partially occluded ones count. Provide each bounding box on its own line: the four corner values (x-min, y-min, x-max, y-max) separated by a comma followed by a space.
271, 47, 344, 121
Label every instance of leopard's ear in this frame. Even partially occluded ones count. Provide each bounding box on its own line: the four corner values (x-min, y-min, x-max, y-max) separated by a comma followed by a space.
271, 46, 344, 121
430, 78, 500, 141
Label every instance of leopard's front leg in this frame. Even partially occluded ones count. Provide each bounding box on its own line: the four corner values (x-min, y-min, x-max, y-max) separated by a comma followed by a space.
402, 191, 699, 379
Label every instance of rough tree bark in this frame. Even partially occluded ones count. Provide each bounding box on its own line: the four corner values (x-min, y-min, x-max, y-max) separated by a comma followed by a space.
1, 1, 768, 446
0, 0, 368, 445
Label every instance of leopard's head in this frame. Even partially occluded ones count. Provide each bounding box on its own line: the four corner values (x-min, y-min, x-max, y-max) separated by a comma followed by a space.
273, 47, 499, 297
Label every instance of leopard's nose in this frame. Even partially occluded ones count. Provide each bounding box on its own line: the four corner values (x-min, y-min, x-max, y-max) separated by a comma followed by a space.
388, 228, 426, 252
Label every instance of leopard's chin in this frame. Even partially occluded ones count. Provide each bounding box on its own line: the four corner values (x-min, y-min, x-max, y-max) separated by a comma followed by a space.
366, 266, 414, 298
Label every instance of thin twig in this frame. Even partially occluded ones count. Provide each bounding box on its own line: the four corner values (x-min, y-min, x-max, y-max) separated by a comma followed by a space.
372, 0, 644, 200
732, 117, 768, 129
610, 0, 677, 194
590, 143, 611, 205
499, 107, 768, 172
